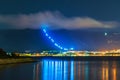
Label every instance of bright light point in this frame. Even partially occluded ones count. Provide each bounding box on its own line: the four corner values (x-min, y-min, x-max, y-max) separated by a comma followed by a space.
64, 48, 68, 50
51, 39, 54, 42
60, 47, 63, 49
58, 46, 62, 49
41, 24, 48, 28
70, 48, 74, 50
45, 33, 48, 36
105, 32, 107, 36
55, 43, 58, 46
48, 36, 51, 39
43, 29, 46, 32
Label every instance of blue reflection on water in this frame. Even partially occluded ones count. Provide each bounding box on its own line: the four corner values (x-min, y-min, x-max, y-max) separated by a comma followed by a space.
70, 61, 74, 80
40, 59, 71, 80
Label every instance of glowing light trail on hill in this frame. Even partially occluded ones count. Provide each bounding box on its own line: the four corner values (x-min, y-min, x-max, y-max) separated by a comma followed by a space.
41, 24, 73, 51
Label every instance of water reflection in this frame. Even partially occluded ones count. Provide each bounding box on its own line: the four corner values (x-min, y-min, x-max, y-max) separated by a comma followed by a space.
33, 60, 118, 80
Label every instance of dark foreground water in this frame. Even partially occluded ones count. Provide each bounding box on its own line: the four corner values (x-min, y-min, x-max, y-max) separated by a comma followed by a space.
0, 59, 120, 80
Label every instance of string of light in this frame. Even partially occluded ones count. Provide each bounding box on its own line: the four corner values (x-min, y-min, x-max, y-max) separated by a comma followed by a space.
41, 24, 74, 51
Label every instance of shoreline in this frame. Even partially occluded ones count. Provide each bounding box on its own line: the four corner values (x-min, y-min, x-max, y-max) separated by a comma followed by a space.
0, 56, 120, 65
0, 58, 36, 65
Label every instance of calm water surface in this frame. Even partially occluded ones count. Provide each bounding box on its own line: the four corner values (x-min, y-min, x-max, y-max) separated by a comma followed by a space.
0, 59, 120, 80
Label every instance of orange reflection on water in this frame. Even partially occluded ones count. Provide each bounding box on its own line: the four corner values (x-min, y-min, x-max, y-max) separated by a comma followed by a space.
102, 67, 108, 80
102, 67, 105, 80
102, 62, 108, 80
105, 68, 108, 80
112, 61, 117, 80
113, 68, 116, 80
102, 61, 117, 80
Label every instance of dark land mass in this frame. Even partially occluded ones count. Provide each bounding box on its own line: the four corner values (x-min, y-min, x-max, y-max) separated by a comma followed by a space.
0, 48, 36, 65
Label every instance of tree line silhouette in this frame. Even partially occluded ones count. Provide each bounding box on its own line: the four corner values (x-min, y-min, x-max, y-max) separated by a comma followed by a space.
0, 48, 19, 58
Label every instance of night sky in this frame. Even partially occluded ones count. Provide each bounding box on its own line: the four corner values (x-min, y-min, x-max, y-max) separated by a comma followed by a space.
0, 0, 120, 52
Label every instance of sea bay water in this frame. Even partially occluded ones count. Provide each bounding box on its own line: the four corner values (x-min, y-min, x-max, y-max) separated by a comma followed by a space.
0, 59, 120, 80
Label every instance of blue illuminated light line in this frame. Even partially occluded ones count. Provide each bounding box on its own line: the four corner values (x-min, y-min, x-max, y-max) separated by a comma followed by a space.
41, 24, 69, 50
51, 39, 54, 43
54, 43, 58, 46
48, 36, 51, 39
45, 33, 48, 36
43, 29, 46, 33
58, 46, 61, 48
60, 47, 63, 49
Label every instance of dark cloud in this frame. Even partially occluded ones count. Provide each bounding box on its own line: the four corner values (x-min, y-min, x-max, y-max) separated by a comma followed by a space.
0, 11, 119, 29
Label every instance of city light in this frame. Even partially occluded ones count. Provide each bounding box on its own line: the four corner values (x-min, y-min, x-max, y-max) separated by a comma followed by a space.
70, 48, 74, 50
105, 32, 108, 36
64, 48, 68, 51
